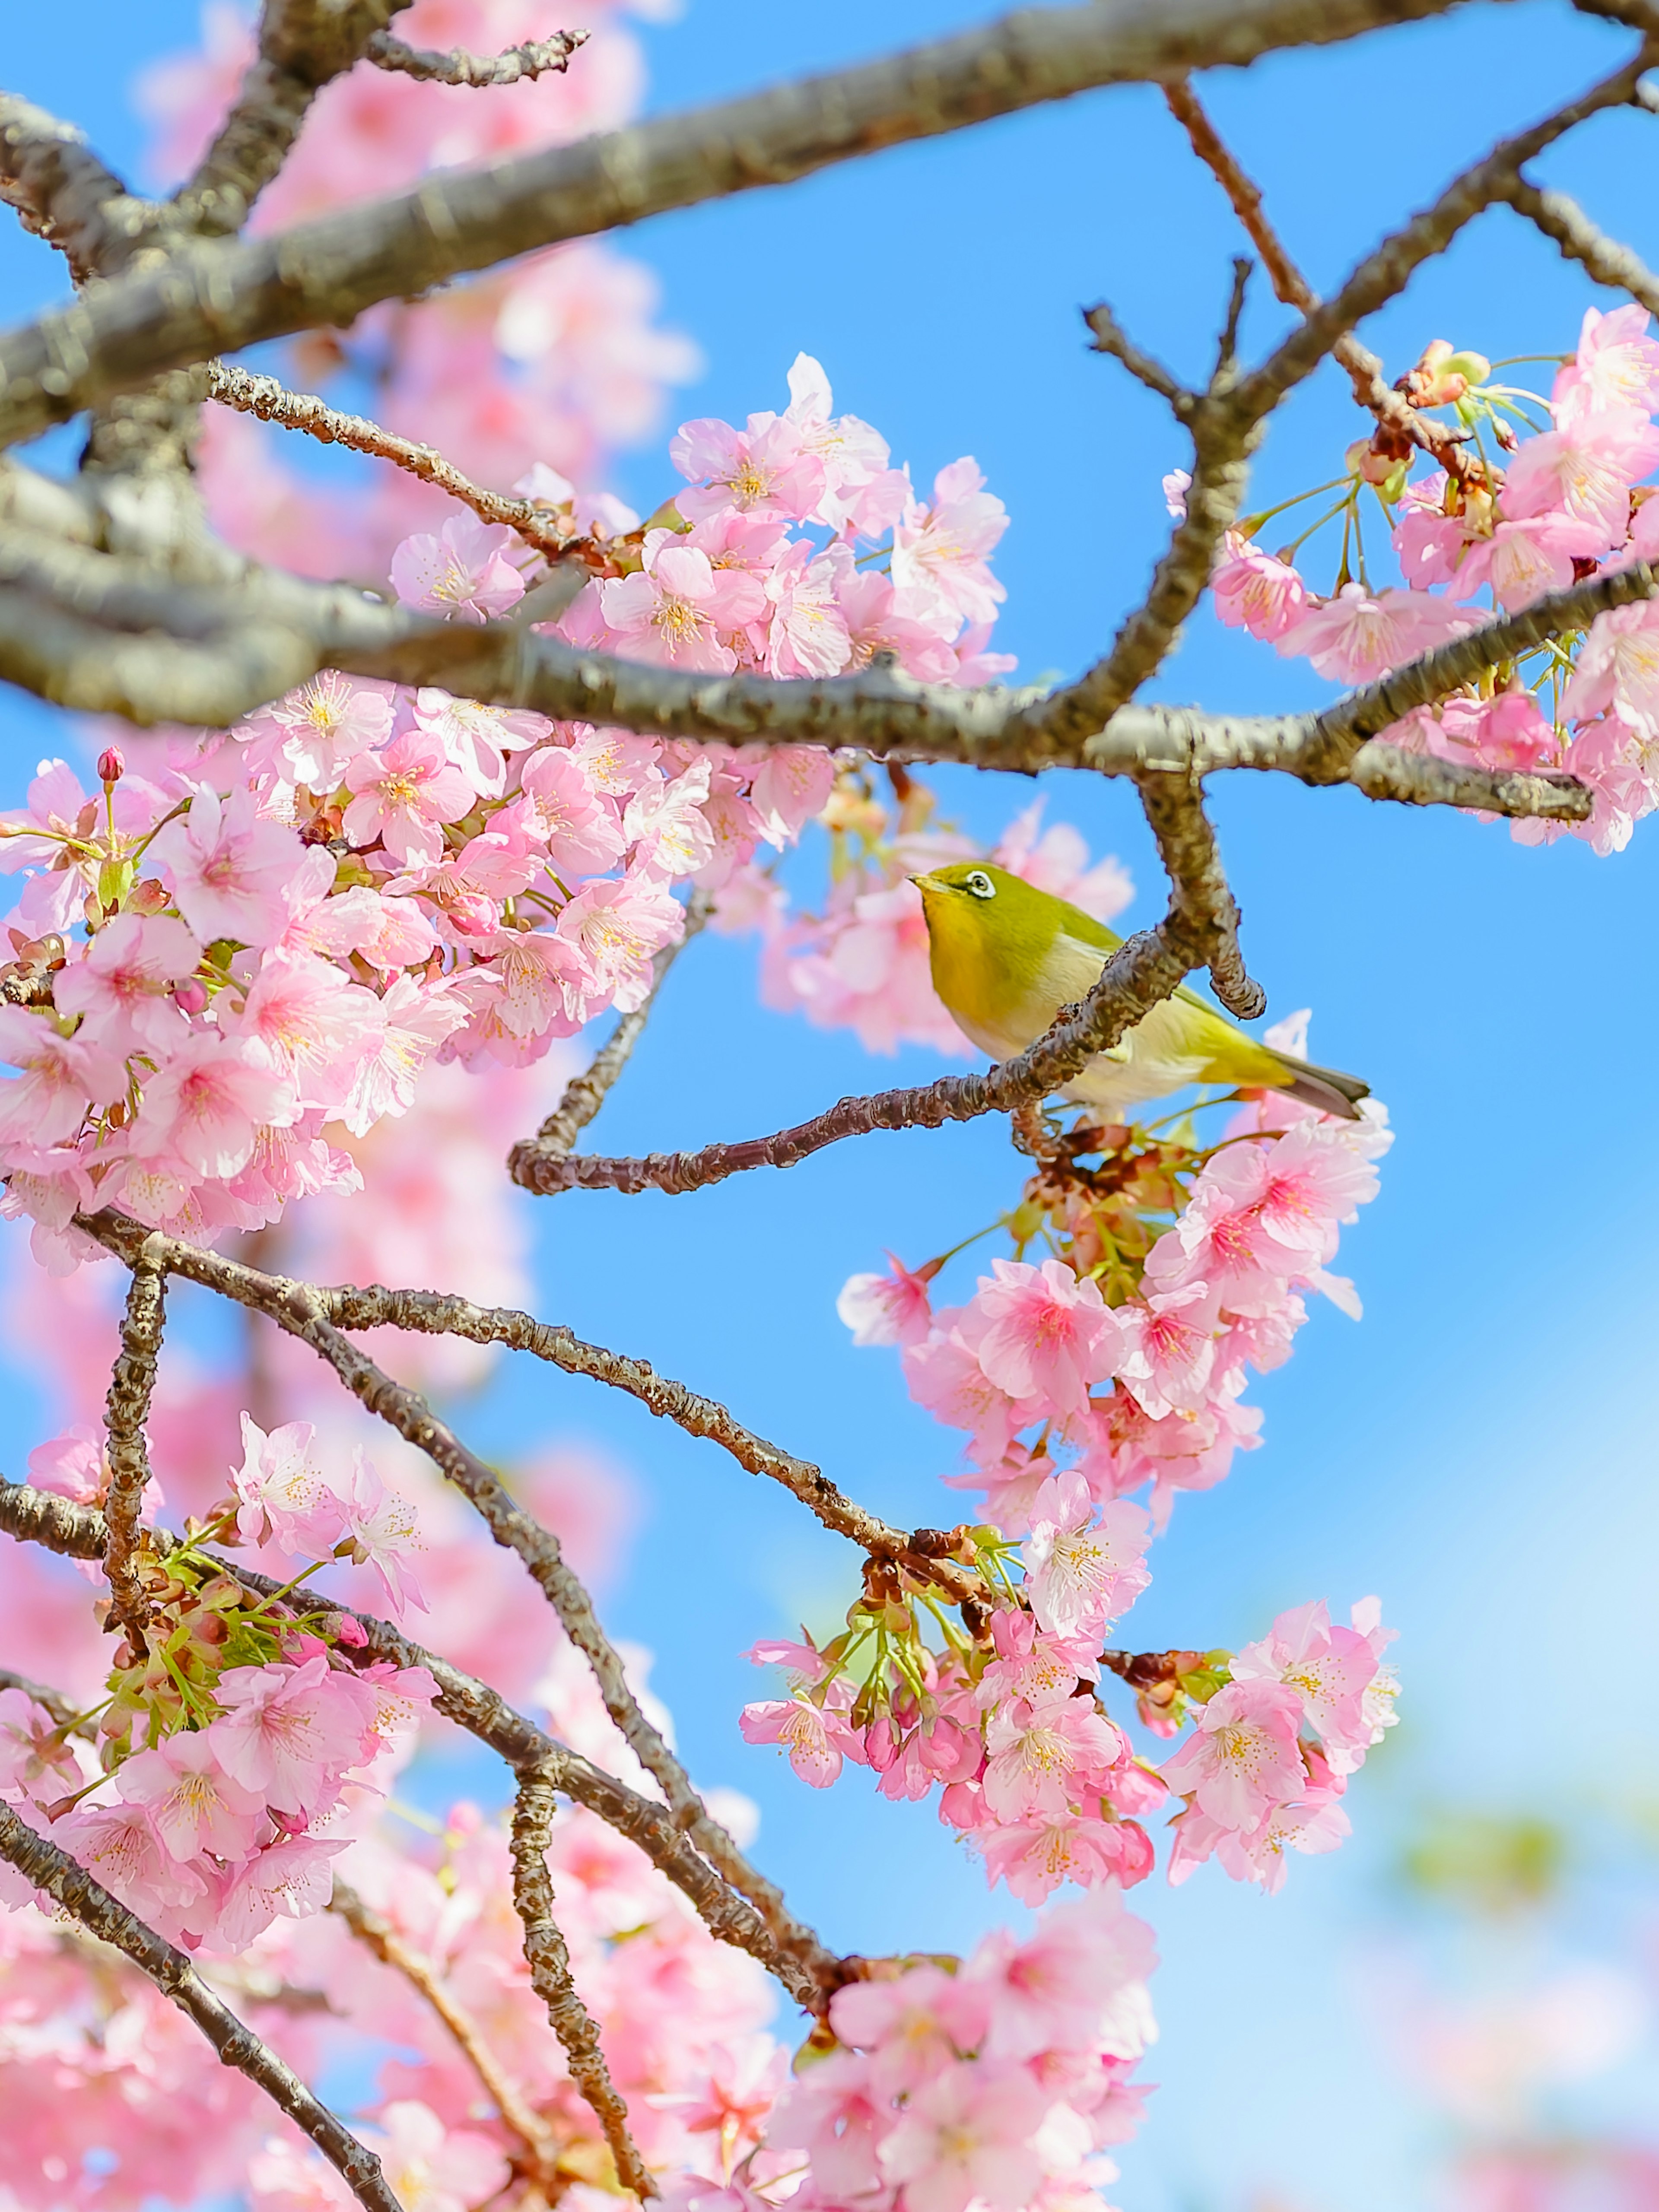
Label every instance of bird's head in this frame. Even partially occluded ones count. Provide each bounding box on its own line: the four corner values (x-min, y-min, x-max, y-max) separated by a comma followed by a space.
910, 862, 1065, 965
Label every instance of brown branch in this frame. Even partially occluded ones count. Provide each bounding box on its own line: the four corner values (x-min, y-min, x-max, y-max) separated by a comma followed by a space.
518, 893, 710, 1168
101, 1245, 166, 1650
1501, 178, 1659, 313
175, 0, 411, 238
365, 29, 588, 85
328, 1880, 560, 2181
509, 1771, 655, 2198
203, 361, 605, 565
0, 1806, 404, 2212
0, 95, 153, 283
1137, 771, 1265, 1018
0, 0, 1498, 451
0, 1476, 844, 2009
0, 1667, 92, 1735
1083, 301, 1193, 412
74, 1214, 802, 1970
1161, 76, 1478, 480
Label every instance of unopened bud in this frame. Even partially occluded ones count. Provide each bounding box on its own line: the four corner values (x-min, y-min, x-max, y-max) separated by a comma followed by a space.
96, 746, 125, 787
173, 978, 207, 1016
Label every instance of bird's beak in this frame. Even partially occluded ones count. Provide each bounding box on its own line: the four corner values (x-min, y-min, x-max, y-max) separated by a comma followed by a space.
910, 872, 947, 896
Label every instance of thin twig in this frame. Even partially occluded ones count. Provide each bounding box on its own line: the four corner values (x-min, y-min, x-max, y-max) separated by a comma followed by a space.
203, 362, 607, 566
101, 1246, 166, 1651
1083, 301, 1193, 411
1137, 772, 1265, 1018
329, 1880, 560, 2180
509, 1771, 655, 2198
365, 29, 588, 85
0, 1805, 404, 2212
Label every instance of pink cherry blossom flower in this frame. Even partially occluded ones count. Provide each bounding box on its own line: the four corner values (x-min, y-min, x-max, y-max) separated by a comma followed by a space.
505, 746, 626, 876
1211, 533, 1309, 641
299, 884, 437, 973
739, 1693, 864, 1787
1277, 583, 1476, 683
53, 912, 201, 1055
342, 730, 477, 867
212, 1830, 346, 1951
981, 1694, 1125, 1822
390, 516, 526, 623
781, 352, 909, 535
766, 2050, 887, 2199
148, 784, 308, 948
372, 2101, 512, 2212
671, 411, 827, 523
1563, 599, 1659, 737
55, 1797, 210, 1920
340, 972, 478, 1135
333, 1447, 426, 1618
1231, 1598, 1378, 1754
969, 1885, 1158, 2060
1553, 303, 1659, 425
904, 1323, 1038, 1467
969, 1257, 1122, 1417
129, 1032, 296, 1179
836, 1252, 936, 1347
877, 2060, 1047, 2212
624, 761, 717, 881
231, 1413, 344, 1554
601, 541, 769, 672
978, 1811, 1155, 1904
0, 1688, 82, 1806
830, 1964, 991, 2093
117, 1730, 267, 1862
833, 568, 960, 680
555, 877, 683, 1012
976, 1604, 1101, 1714
0, 1006, 123, 1147
410, 688, 547, 797
241, 671, 394, 790
1163, 468, 1192, 517
892, 457, 1010, 631
1112, 1283, 1219, 1418
209, 1655, 375, 1814
761, 540, 852, 677
994, 800, 1134, 921
1451, 511, 1607, 610
748, 746, 836, 848
1500, 403, 1659, 543
1020, 1471, 1151, 1638
1158, 1678, 1306, 1831
743, 1633, 832, 1685
221, 952, 384, 1115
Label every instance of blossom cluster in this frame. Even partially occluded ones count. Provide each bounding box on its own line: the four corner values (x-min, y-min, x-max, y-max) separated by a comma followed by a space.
1210, 306, 1659, 855
749, 1886, 1158, 2212
0, 1415, 432, 1955
0, 355, 1011, 1270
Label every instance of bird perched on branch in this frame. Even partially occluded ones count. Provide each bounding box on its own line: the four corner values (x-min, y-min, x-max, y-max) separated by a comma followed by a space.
912, 862, 1369, 1120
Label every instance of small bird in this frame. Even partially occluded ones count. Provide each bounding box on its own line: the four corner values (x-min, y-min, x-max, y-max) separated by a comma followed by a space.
912, 861, 1369, 1121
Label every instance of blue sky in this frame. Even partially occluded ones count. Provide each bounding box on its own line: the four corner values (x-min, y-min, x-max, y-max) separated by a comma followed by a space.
4, 5, 1659, 2208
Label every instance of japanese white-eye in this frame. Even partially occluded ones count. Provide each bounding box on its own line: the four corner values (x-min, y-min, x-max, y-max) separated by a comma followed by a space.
912, 862, 1368, 1120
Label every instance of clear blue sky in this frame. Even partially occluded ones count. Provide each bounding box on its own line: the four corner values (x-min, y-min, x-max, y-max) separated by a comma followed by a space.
3, 6, 1658, 2208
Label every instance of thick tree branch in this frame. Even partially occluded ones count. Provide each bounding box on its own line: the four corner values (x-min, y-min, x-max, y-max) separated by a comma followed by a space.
509, 1771, 655, 2198
365, 29, 588, 85
0, 0, 1494, 450
0, 1806, 404, 2212
0, 1476, 844, 2009
0, 95, 153, 283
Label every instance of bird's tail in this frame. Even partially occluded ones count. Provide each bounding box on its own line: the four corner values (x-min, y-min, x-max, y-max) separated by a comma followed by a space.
1265, 1054, 1370, 1123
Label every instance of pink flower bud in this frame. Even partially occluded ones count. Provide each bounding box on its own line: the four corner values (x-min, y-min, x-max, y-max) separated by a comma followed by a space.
862, 1718, 900, 1772
173, 978, 208, 1015
96, 747, 125, 786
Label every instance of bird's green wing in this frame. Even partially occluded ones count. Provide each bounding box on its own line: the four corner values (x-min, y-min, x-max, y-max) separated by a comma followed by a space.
1057, 897, 1229, 1022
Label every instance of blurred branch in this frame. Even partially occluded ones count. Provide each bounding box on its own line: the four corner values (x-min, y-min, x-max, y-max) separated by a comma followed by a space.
0, 95, 153, 282
1501, 176, 1659, 311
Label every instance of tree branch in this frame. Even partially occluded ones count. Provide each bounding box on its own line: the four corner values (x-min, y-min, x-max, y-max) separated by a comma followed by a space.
328, 1879, 561, 2181
100, 1247, 167, 1651
364, 29, 588, 86
0, 1475, 845, 2009
1501, 176, 1659, 311
203, 360, 606, 565
0, 0, 1495, 450
509, 1771, 655, 2198
0, 95, 153, 283
0, 1806, 404, 2212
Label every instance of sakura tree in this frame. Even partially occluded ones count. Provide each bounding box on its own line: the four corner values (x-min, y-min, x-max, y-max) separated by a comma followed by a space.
0, 0, 1653, 2208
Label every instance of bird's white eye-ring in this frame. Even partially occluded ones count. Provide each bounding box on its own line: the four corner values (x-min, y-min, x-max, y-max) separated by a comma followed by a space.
965, 870, 995, 899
